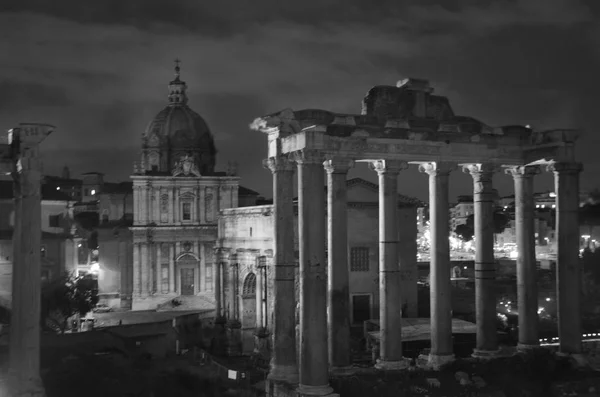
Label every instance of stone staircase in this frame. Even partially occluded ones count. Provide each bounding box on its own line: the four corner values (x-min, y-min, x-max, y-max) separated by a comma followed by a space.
156, 295, 216, 312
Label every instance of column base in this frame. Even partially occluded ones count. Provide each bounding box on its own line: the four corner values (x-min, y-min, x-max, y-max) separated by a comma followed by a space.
517, 343, 541, 352
297, 384, 336, 397
471, 349, 502, 360
426, 353, 455, 370
329, 366, 356, 377
374, 358, 410, 370
267, 365, 299, 385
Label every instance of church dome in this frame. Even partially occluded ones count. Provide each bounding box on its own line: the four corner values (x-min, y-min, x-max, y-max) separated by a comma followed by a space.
139, 60, 217, 176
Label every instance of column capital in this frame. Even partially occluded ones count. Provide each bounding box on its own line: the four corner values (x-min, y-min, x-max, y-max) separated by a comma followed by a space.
262, 155, 295, 173
546, 161, 583, 174
323, 157, 354, 174
291, 149, 324, 165
462, 163, 500, 176
368, 159, 408, 175
504, 165, 540, 178
418, 162, 456, 176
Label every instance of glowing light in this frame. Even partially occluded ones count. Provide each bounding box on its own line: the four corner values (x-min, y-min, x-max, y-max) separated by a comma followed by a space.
90, 263, 100, 274
509, 250, 518, 259
463, 266, 467, 270
91, 189, 96, 195
552, 204, 556, 208
582, 235, 591, 239
78, 243, 82, 247
546, 297, 551, 302
56, 187, 60, 190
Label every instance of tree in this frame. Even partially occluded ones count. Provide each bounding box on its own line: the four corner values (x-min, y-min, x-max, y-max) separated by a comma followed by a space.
454, 210, 511, 242
41, 272, 99, 333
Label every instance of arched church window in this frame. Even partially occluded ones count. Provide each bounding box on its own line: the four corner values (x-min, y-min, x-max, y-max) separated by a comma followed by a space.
242, 272, 256, 297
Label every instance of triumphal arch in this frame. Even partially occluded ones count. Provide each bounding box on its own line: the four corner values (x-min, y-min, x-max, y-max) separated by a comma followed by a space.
252, 78, 582, 397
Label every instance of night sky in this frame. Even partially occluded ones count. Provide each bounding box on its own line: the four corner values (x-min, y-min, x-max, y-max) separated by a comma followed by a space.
1, 0, 598, 202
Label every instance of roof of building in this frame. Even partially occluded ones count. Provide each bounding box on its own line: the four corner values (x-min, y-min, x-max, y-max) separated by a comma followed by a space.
239, 185, 260, 196
346, 178, 424, 206
0, 180, 73, 201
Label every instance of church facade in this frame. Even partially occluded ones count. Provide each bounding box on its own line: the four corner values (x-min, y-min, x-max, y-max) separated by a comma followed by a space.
128, 63, 242, 311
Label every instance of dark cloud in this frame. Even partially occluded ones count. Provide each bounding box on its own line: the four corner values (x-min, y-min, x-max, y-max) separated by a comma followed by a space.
0, 0, 597, 200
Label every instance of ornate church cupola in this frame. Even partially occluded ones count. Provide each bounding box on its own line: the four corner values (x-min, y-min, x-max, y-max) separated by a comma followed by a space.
168, 59, 188, 106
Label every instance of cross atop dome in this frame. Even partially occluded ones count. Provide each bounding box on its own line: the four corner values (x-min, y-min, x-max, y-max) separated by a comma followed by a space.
168, 58, 188, 106
174, 58, 181, 80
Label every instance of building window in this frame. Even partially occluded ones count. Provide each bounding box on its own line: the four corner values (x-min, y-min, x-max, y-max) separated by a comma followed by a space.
181, 202, 192, 221
49, 215, 60, 228
350, 247, 370, 272
161, 264, 169, 294
77, 241, 89, 265
40, 246, 46, 258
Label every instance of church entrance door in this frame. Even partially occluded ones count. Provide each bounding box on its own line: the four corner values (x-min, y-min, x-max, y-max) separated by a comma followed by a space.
241, 273, 257, 354
180, 268, 195, 296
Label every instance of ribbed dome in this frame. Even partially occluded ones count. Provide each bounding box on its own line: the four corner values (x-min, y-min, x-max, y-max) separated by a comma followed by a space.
139, 61, 217, 176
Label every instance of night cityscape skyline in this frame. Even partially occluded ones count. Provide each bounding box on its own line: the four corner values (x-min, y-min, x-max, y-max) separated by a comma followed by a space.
1, 0, 599, 201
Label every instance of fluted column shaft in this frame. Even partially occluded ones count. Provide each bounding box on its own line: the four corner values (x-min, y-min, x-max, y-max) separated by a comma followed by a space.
550, 162, 583, 354
464, 164, 498, 355
420, 162, 454, 363
370, 160, 408, 368
295, 149, 332, 395
506, 165, 540, 349
324, 157, 354, 371
264, 155, 299, 384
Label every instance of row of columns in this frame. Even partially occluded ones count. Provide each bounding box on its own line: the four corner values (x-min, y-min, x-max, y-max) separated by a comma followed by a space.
214, 249, 270, 328
265, 150, 583, 393
132, 242, 177, 296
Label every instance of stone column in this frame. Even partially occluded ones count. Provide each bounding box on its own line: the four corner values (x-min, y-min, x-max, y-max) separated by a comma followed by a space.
419, 162, 455, 368
464, 164, 499, 357
324, 157, 354, 373
369, 159, 409, 370
174, 187, 180, 223
506, 165, 540, 350
214, 249, 223, 316
256, 262, 264, 328
263, 155, 298, 385
140, 242, 149, 297
133, 242, 140, 296
549, 162, 583, 355
156, 243, 162, 294
9, 139, 46, 396
294, 149, 333, 396
169, 243, 175, 293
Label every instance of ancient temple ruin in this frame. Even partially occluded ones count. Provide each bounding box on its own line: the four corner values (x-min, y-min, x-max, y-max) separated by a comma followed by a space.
251, 78, 582, 397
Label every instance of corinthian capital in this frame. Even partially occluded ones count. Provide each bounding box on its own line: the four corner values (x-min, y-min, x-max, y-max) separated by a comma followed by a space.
262, 155, 295, 173
418, 162, 456, 176
546, 161, 583, 174
504, 165, 540, 178
291, 149, 323, 165
323, 156, 354, 174
368, 160, 409, 175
